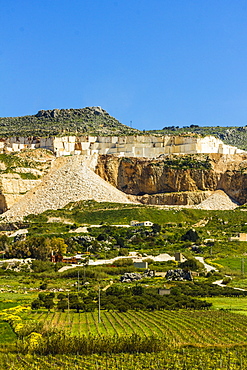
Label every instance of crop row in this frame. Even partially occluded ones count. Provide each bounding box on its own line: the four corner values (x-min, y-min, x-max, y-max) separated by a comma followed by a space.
31, 309, 247, 347
2, 347, 247, 370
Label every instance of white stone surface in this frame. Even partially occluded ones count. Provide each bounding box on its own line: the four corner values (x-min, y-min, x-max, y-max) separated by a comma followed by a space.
0, 134, 245, 158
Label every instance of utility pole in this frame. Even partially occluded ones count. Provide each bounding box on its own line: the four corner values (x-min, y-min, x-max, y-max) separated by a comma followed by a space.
242, 258, 245, 276
68, 292, 70, 327
98, 287, 101, 323
78, 270, 80, 292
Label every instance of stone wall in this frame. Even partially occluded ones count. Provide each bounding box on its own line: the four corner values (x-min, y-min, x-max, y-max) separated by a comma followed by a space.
0, 135, 244, 157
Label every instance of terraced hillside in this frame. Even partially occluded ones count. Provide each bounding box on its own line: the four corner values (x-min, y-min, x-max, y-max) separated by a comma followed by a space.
1, 108, 247, 152
149, 125, 247, 151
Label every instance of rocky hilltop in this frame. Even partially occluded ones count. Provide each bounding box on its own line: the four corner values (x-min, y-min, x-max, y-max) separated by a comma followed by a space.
0, 107, 139, 137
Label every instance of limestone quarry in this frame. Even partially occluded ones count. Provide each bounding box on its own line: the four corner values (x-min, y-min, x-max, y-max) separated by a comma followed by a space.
0, 134, 246, 221
0, 133, 244, 157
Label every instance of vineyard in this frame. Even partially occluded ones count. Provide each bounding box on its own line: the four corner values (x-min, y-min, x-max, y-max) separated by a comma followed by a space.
2, 347, 247, 369
28, 309, 247, 347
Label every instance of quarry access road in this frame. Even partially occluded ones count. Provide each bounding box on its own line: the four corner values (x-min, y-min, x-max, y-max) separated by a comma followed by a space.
194, 257, 217, 272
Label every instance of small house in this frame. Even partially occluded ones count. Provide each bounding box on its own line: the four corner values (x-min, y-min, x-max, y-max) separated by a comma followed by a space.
174, 252, 186, 262
229, 233, 247, 242
130, 220, 153, 227
134, 261, 148, 269
158, 288, 171, 296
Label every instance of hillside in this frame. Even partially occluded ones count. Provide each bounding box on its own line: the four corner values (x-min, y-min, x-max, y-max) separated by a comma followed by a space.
148, 125, 247, 151
1, 108, 247, 152
0, 155, 136, 222
96, 153, 247, 205
0, 107, 140, 137
1, 151, 247, 221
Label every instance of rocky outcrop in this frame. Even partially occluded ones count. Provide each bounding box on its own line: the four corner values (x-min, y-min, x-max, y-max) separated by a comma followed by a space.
137, 191, 213, 205
0, 174, 41, 211
96, 153, 247, 205
2, 151, 247, 220
166, 269, 193, 281
0, 149, 54, 213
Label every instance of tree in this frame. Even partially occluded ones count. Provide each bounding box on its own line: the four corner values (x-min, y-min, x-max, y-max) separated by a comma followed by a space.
118, 248, 129, 256
50, 237, 67, 255
57, 300, 67, 312
132, 285, 144, 296
26, 236, 52, 260
38, 293, 46, 302
43, 298, 54, 312
57, 293, 66, 300
31, 299, 41, 310
181, 229, 199, 242
31, 260, 54, 273
0, 235, 10, 251
152, 223, 161, 233
115, 236, 125, 248
69, 295, 85, 313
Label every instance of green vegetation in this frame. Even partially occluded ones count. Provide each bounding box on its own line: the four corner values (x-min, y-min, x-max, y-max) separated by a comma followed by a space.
4, 308, 247, 359
19, 173, 40, 180
25, 200, 210, 227
16, 200, 247, 260
149, 124, 247, 151
0, 153, 38, 170
213, 257, 247, 274
0, 107, 139, 137
150, 154, 212, 170
3, 200, 247, 367
0, 321, 16, 343
1, 108, 247, 154
2, 348, 247, 370
205, 296, 247, 314
0, 151, 51, 180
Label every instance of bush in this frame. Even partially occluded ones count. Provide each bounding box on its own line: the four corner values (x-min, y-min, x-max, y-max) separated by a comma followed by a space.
31, 260, 54, 273
179, 258, 204, 271
114, 258, 133, 267
222, 276, 232, 285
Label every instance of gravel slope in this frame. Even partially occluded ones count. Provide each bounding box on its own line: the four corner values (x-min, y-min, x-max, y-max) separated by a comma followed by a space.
195, 190, 239, 210
1, 155, 136, 222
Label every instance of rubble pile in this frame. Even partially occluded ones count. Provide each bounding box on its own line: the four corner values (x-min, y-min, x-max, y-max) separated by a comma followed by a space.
165, 269, 193, 281
120, 269, 155, 283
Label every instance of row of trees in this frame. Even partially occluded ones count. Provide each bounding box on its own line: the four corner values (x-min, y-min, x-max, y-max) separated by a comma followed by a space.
31, 286, 212, 313
171, 282, 247, 297
2, 235, 67, 260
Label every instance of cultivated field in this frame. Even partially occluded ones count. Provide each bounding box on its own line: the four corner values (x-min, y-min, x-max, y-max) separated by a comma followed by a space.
1, 346, 247, 369
27, 309, 247, 347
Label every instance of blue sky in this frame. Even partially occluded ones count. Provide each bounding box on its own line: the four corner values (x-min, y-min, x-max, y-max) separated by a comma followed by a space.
1, 0, 247, 130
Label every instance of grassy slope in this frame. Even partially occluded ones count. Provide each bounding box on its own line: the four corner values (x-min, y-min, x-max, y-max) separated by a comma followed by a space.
0, 108, 139, 137
206, 297, 247, 314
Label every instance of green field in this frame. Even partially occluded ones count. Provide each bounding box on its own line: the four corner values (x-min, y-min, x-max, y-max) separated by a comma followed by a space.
214, 257, 247, 274
2, 307, 247, 369
0, 322, 16, 343
1, 347, 247, 370
25, 309, 247, 347
205, 297, 247, 314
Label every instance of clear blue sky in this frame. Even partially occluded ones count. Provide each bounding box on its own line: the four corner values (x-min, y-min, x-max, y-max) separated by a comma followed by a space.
1, 0, 247, 130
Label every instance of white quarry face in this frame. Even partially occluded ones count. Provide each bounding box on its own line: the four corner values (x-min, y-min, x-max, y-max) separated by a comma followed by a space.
0, 134, 244, 157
